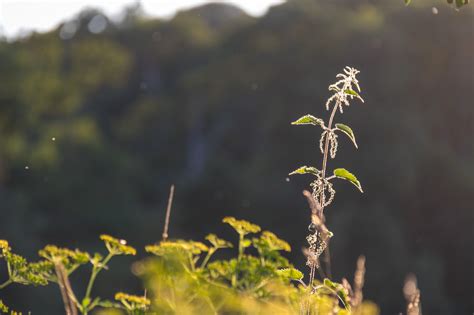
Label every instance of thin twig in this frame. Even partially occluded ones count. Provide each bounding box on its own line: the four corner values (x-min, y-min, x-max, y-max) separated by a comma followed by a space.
162, 184, 175, 241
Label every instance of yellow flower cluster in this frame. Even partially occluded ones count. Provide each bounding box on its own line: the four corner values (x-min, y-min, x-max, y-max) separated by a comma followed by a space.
39, 245, 90, 265
260, 231, 291, 252
146, 240, 208, 256
205, 234, 233, 249
100, 235, 136, 256
115, 292, 151, 309
223, 217, 261, 235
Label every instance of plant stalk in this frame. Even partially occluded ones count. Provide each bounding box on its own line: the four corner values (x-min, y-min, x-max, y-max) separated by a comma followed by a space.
0, 279, 12, 290
309, 101, 340, 284
83, 252, 114, 314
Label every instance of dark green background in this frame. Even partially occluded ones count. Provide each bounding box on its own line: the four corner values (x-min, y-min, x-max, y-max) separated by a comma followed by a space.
0, 0, 472, 313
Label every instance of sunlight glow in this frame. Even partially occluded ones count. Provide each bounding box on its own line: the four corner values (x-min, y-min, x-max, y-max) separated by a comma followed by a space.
0, 0, 285, 38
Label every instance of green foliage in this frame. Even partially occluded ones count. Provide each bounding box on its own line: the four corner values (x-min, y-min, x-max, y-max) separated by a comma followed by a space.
1, 216, 379, 314
450, 0, 470, 8
289, 68, 365, 294
0, 1, 472, 313
138, 217, 378, 314
322, 278, 351, 310
290, 68, 364, 208
291, 115, 325, 127
289, 166, 321, 176
335, 123, 358, 148
277, 268, 304, 280
0, 236, 139, 315
333, 168, 363, 193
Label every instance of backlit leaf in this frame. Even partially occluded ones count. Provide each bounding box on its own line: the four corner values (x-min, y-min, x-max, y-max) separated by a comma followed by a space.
333, 168, 363, 192
289, 166, 320, 176
277, 268, 304, 280
291, 115, 325, 127
335, 123, 358, 148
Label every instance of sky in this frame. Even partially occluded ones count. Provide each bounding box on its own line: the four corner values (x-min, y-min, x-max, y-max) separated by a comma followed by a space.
0, 0, 284, 38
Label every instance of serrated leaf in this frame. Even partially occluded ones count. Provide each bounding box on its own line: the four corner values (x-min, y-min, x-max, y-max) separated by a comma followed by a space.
333, 168, 363, 193
289, 166, 320, 176
323, 278, 351, 310
291, 115, 325, 127
277, 268, 304, 280
335, 123, 358, 148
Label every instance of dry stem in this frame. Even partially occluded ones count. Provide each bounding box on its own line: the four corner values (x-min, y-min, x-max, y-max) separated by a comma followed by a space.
54, 261, 78, 315
162, 184, 175, 241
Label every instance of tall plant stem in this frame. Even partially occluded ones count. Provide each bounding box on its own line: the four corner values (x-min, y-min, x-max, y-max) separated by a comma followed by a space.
321, 102, 340, 186
309, 102, 340, 284
83, 252, 114, 315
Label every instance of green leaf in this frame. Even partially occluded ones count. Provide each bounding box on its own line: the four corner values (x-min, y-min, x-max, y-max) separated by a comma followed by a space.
344, 89, 360, 96
335, 123, 358, 148
288, 166, 320, 176
404, 0, 411, 5
291, 115, 325, 127
455, 0, 469, 7
333, 168, 363, 193
323, 278, 351, 310
277, 268, 304, 280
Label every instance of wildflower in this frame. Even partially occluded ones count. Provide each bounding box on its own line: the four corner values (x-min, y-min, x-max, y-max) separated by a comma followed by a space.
223, 217, 261, 235
115, 292, 150, 311
100, 235, 136, 256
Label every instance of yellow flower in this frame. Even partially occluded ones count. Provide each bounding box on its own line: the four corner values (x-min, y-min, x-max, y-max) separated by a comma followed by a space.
100, 235, 136, 256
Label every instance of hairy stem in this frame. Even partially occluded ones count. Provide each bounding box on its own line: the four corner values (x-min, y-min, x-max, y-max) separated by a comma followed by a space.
321, 102, 340, 185
309, 102, 340, 284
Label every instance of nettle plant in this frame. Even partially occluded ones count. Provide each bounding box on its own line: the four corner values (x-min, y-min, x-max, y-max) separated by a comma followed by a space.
289, 67, 364, 284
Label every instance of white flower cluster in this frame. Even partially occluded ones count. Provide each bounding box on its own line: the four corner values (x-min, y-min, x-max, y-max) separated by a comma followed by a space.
310, 177, 335, 208
305, 231, 328, 269
325, 66, 364, 113
319, 130, 338, 159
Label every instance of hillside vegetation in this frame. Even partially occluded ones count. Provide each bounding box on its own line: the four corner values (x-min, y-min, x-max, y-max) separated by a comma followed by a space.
0, 0, 472, 313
